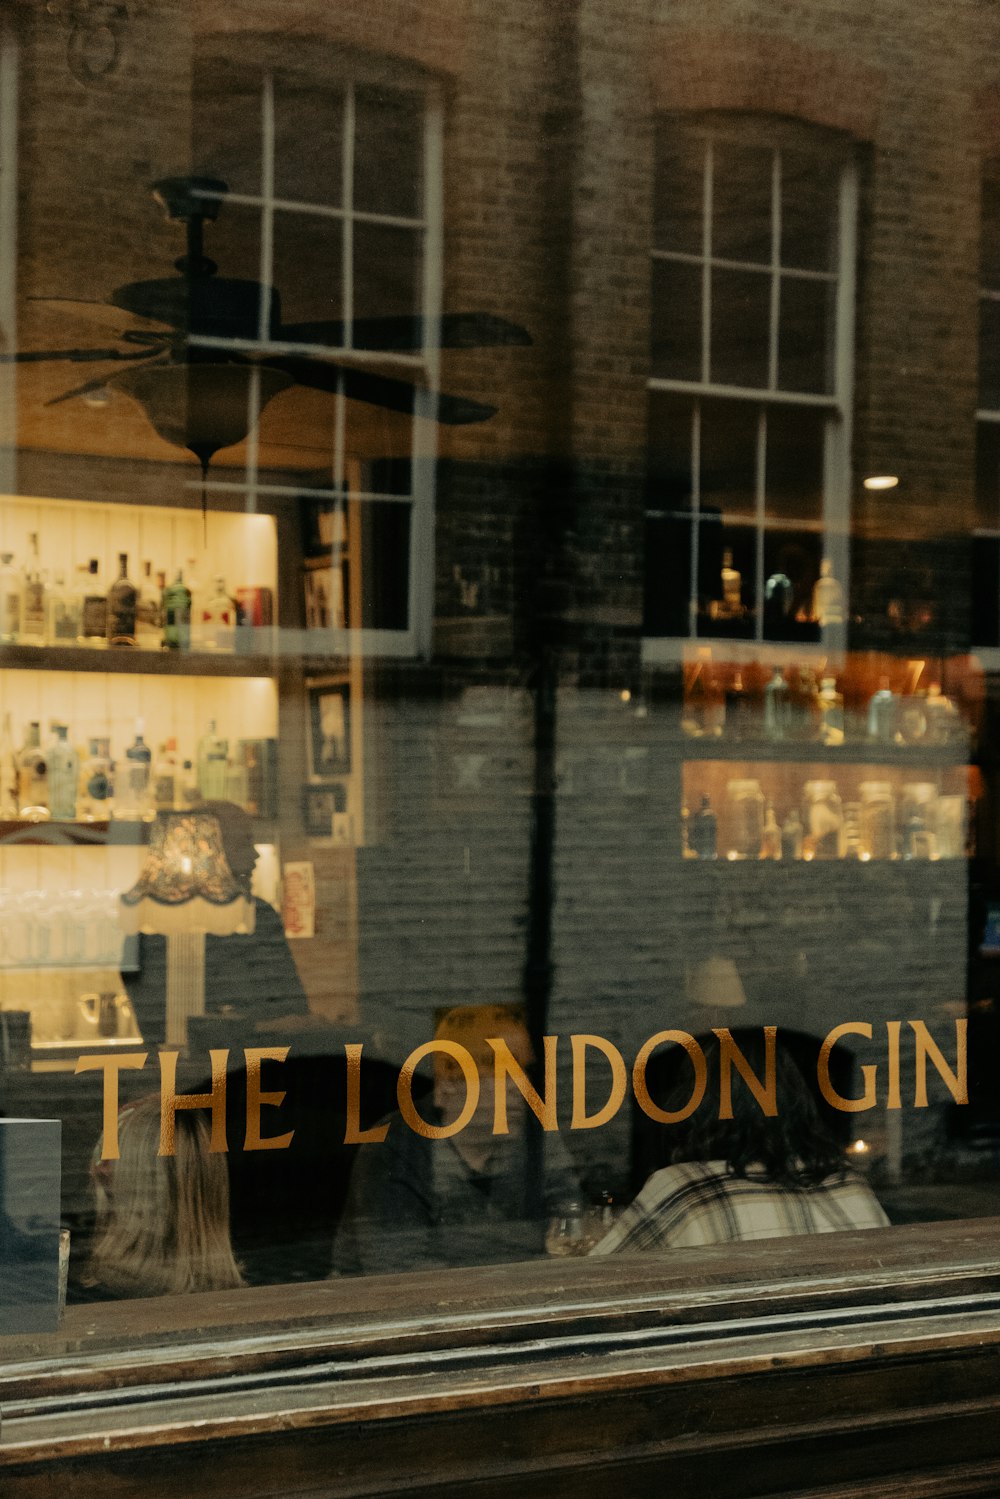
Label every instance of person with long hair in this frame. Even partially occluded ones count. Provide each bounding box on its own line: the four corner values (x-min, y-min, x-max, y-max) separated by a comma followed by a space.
592, 1030, 889, 1255
80, 1095, 244, 1299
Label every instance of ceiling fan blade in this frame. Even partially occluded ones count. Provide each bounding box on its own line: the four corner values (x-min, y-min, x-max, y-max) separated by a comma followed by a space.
263, 355, 497, 424
0, 345, 166, 365
278, 312, 532, 352
26, 296, 170, 331
44, 355, 169, 407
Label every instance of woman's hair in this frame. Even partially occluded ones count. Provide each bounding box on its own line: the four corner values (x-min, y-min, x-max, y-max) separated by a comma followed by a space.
87, 1095, 244, 1297
664, 1030, 846, 1189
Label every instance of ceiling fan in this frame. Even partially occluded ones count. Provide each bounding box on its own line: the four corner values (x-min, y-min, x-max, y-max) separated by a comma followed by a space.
8, 175, 531, 516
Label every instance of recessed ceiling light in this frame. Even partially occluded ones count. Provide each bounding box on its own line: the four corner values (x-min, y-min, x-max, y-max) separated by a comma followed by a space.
863, 475, 899, 490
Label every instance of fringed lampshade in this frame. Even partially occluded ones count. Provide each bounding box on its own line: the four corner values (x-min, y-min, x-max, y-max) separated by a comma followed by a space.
120, 812, 255, 1046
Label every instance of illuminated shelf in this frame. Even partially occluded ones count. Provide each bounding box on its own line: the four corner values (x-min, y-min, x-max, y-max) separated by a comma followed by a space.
0, 644, 275, 677
680, 739, 969, 767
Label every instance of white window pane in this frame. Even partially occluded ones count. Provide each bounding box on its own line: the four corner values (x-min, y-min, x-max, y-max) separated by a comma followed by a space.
700, 397, 758, 519
710, 268, 770, 387
272, 210, 344, 325
778, 275, 834, 394
353, 86, 423, 219
352, 224, 422, 329
711, 141, 773, 264
765, 405, 825, 523
780, 149, 839, 272
651, 259, 702, 379
274, 77, 345, 208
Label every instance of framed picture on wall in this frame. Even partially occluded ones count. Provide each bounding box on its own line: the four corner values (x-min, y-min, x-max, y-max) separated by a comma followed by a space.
301, 782, 348, 838
303, 555, 346, 631
308, 681, 351, 777
300, 491, 348, 557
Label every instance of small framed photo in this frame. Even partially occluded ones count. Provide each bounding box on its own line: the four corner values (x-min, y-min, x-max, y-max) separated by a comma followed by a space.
301, 492, 348, 557
301, 782, 347, 837
308, 682, 351, 777
303, 556, 346, 631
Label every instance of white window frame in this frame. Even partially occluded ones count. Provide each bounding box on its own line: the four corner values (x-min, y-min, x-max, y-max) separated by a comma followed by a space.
643, 120, 857, 662
187, 62, 444, 659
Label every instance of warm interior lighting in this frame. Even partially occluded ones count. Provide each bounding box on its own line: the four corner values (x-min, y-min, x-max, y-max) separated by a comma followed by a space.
850, 1139, 870, 1155
863, 475, 899, 490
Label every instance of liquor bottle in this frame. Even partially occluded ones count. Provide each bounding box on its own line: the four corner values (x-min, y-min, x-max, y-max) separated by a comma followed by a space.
781, 807, 804, 861
763, 667, 791, 740
197, 719, 229, 800
78, 737, 113, 821
923, 682, 961, 746
761, 801, 782, 860
725, 669, 752, 742
682, 647, 725, 738
107, 552, 138, 647
20, 533, 46, 643
135, 560, 162, 649
0, 552, 21, 642
47, 569, 82, 644
792, 665, 821, 741
0, 712, 17, 816
185, 556, 204, 648
179, 758, 200, 809
810, 558, 846, 627
79, 558, 107, 645
17, 721, 48, 820
817, 676, 845, 747
689, 794, 718, 859
721, 549, 742, 617
47, 724, 79, 821
114, 720, 153, 820
201, 576, 238, 652
153, 738, 178, 811
867, 677, 898, 743
162, 569, 192, 650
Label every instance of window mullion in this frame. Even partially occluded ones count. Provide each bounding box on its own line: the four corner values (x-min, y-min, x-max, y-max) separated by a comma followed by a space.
768, 148, 781, 393
690, 401, 701, 638
701, 141, 713, 384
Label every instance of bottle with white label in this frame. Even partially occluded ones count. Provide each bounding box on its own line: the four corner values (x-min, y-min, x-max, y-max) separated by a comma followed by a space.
20, 533, 46, 643
17, 721, 48, 819
47, 724, 79, 821
201, 576, 238, 652
114, 720, 153, 820
0, 712, 18, 816
197, 719, 229, 799
79, 737, 113, 821
0, 553, 22, 642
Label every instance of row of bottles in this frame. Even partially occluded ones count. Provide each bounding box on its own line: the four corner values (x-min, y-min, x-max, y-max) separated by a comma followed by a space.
709, 551, 845, 628
0, 715, 275, 823
0, 544, 268, 652
682, 654, 965, 747
683, 778, 969, 862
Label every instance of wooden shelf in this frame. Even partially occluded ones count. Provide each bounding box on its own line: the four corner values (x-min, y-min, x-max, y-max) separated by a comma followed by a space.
0, 644, 275, 677
681, 737, 970, 767
0, 819, 148, 845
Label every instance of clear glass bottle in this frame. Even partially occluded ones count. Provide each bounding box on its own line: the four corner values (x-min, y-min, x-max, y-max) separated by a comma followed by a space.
17, 720, 48, 820
0, 711, 18, 817
682, 647, 725, 738
47, 569, 82, 644
47, 724, 79, 821
153, 737, 178, 811
803, 780, 844, 859
818, 676, 845, 746
811, 557, 846, 626
78, 737, 113, 821
859, 781, 896, 860
79, 558, 107, 645
923, 682, 961, 745
0, 551, 22, 642
781, 807, 804, 860
689, 793, 718, 859
760, 801, 782, 859
107, 552, 138, 647
162, 569, 192, 650
179, 758, 200, 809
201, 575, 239, 652
114, 720, 153, 820
720, 548, 742, 616
763, 667, 791, 740
197, 719, 229, 800
867, 677, 898, 743
20, 532, 46, 643
135, 559, 162, 649
900, 783, 938, 859
725, 779, 765, 859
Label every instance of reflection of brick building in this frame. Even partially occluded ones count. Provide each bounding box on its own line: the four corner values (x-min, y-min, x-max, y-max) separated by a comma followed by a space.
5, 0, 996, 1173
